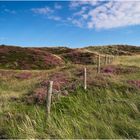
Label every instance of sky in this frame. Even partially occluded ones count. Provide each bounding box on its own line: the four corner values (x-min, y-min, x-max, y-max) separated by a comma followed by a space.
0, 0, 140, 48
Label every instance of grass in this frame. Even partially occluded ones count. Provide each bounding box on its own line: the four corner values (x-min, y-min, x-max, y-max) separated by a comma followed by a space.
115, 55, 140, 67
0, 55, 140, 139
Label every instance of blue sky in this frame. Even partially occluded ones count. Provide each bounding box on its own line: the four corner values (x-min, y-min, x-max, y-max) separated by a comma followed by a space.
0, 0, 140, 48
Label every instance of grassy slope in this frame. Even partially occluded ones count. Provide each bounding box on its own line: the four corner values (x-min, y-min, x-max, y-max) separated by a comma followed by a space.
0, 55, 140, 138
116, 55, 140, 67
86, 45, 140, 55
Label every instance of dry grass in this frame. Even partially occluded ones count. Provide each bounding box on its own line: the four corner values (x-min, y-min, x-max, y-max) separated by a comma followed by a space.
114, 55, 140, 67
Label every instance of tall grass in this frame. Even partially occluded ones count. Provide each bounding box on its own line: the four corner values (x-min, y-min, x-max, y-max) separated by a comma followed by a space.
115, 55, 140, 67
0, 85, 140, 139
0, 55, 140, 138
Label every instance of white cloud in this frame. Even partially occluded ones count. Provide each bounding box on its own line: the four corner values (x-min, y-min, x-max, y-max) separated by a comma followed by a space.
31, 6, 62, 22
3, 8, 16, 14
67, 17, 84, 27
48, 15, 62, 21
31, 7, 53, 15
54, 3, 62, 9
31, 1, 140, 30
69, 1, 140, 29
69, 0, 99, 9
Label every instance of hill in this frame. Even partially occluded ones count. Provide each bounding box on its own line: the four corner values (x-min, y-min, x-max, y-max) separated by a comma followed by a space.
0, 44, 140, 69
0, 45, 64, 69
86, 45, 140, 55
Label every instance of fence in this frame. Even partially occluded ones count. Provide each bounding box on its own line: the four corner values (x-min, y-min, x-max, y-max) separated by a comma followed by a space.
46, 54, 115, 118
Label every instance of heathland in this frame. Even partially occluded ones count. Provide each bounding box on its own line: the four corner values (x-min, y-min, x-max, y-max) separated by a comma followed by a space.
0, 45, 140, 138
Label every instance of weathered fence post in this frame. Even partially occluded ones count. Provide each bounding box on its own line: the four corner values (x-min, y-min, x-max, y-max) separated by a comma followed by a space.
110, 55, 112, 63
108, 55, 110, 64
97, 55, 101, 73
112, 55, 114, 61
84, 67, 87, 90
111, 55, 113, 63
105, 55, 107, 65
46, 81, 53, 118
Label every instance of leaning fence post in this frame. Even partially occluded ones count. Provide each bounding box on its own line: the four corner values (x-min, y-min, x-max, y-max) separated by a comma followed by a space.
97, 55, 101, 73
84, 67, 87, 90
46, 81, 53, 118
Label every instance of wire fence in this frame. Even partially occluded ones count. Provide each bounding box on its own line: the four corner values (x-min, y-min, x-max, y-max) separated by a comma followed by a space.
46, 54, 115, 118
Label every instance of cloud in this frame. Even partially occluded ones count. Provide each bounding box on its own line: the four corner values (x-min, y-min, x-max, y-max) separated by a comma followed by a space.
31, 1, 140, 30
2, 8, 16, 14
48, 15, 62, 21
69, 1, 140, 29
54, 3, 62, 9
31, 6, 62, 21
67, 17, 83, 27
69, 0, 99, 9
31, 7, 54, 15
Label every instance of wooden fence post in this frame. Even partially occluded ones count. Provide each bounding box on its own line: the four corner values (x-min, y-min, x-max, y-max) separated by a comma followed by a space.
46, 81, 53, 118
97, 55, 101, 73
112, 55, 115, 62
105, 55, 107, 65
110, 56, 112, 63
108, 55, 110, 64
111, 55, 113, 63
84, 67, 87, 90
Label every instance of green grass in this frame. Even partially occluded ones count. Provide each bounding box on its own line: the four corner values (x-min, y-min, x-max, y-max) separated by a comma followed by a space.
1, 87, 140, 139
0, 55, 140, 139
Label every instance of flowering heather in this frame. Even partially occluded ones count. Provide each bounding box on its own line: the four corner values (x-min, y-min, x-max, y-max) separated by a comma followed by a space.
26, 72, 71, 104
27, 88, 47, 104
102, 65, 139, 75
0, 46, 64, 69
0, 46, 11, 53
30, 48, 64, 66
127, 80, 140, 89
62, 50, 96, 64
43, 54, 64, 66
0, 70, 16, 77
102, 66, 115, 74
115, 66, 139, 74
15, 72, 32, 79
41, 72, 70, 91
